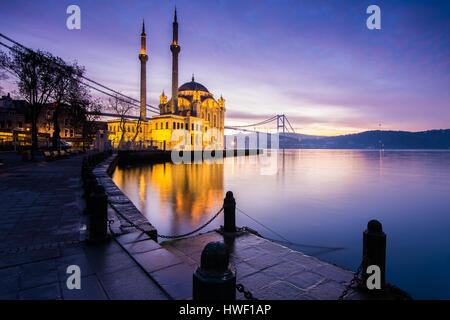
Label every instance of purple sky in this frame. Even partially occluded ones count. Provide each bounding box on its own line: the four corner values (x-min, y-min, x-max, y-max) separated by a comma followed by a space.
0, 0, 449, 135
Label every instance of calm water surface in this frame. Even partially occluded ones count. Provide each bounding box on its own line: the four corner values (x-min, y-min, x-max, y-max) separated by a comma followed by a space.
112, 150, 450, 299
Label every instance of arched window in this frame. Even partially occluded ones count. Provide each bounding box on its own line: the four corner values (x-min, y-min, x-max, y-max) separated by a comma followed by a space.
207, 114, 210, 122
166, 122, 168, 129
214, 115, 216, 127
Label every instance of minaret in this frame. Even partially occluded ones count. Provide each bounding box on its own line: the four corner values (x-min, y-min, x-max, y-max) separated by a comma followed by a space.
139, 20, 148, 121
170, 7, 180, 114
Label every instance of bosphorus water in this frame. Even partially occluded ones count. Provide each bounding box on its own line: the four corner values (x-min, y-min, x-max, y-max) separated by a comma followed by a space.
112, 149, 450, 299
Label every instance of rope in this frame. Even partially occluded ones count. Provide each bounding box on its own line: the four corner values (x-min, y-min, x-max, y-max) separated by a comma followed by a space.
158, 207, 224, 239
236, 206, 345, 252
236, 207, 292, 244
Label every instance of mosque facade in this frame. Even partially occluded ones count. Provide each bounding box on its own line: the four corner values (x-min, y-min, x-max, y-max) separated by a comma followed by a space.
107, 9, 225, 150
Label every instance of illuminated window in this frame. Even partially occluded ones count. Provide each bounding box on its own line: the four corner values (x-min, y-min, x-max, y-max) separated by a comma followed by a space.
166, 122, 168, 129
177, 123, 180, 129
181, 123, 184, 129
173, 122, 176, 129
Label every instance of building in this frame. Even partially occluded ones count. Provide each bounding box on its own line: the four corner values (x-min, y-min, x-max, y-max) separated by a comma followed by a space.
107, 9, 226, 150
0, 93, 35, 150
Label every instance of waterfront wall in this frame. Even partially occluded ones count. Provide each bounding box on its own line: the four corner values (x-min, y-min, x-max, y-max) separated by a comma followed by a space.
93, 155, 158, 240
116, 149, 263, 166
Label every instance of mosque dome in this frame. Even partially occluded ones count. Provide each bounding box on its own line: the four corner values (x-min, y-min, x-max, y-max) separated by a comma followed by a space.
178, 75, 209, 93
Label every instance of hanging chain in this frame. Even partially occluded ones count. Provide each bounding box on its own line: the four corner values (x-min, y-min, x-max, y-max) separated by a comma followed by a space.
338, 255, 368, 300
109, 200, 224, 240
158, 207, 224, 239
236, 283, 258, 300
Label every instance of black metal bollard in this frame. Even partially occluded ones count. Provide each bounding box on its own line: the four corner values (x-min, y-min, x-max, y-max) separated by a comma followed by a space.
83, 171, 97, 198
223, 191, 236, 233
193, 242, 236, 300
88, 184, 108, 242
362, 219, 386, 288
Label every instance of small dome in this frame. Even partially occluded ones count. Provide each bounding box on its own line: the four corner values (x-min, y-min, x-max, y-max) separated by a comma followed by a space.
179, 75, 209, 93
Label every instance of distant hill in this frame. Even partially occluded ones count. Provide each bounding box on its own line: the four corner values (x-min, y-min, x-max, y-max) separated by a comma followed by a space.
296, 129, 450, 149
225, 129, 450, 149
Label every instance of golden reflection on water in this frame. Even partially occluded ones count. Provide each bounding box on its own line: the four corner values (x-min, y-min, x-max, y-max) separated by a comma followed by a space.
113, 161, 225, 235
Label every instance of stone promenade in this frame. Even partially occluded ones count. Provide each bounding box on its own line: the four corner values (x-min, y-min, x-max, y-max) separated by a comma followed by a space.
0, 153, 168, 300
0, 152, 366, 300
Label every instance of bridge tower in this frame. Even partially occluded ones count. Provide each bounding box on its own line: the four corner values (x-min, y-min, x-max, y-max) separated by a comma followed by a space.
276, 114, 286, 134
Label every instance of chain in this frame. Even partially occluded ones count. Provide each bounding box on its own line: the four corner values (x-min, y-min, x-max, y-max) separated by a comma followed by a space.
108, 201, 150, 235
236, 283, 258, 300
107, 219, 119, 237
158, 207, 224, 239
338, 255, 368, 300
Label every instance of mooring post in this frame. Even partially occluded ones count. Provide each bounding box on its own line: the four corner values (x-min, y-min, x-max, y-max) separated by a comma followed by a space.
193, 242, 236, 300
362, 219, 386, 288
223, 191, 236, 233
88, 184, 108, 242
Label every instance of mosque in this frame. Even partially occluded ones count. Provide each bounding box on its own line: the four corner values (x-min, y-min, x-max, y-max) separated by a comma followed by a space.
107, 9, 225, 150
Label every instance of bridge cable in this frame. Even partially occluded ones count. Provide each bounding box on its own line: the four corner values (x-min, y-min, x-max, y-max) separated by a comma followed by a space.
236, 206, 345, 252
0, 33, 159, 113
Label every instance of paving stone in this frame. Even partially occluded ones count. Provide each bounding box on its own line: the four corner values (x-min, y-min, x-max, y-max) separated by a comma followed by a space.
253, 281, 312, 300
85, 250, 136, 275
261, 261, 306, 280
98, 266, 168, 300
245, 253, 286, 270
233, 261, 259, 280
239, 271, 277, 291
0, 266, 20, 296
285, 271, 325, 289
115, 231, 151, 245
282, 251, 326, 270
123, 239, 161, 254
150, 263, 195, 300
56, 253, 94, 281
61, 275, 107, 300
306, 280, 346, 300
230, 244, 268, 261
312, 264, 354, 284
0, 247, 60, 269
133, 248, 183, 273
19, 282, 62, 300
19, 260, 58, 290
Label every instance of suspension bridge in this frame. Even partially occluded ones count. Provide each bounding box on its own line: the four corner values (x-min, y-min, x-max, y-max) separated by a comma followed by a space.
0, 32, 299, 141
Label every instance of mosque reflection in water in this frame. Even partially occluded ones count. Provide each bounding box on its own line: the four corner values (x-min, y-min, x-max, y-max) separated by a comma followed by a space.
112, 160, 225, 237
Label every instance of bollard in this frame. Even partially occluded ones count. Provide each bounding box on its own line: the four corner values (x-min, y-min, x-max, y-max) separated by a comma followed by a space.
362, 219, 386, 288
88, 184, 108, 242
83, 171, 97, 198
223, 191, 236, 233
193, 242, 236, 300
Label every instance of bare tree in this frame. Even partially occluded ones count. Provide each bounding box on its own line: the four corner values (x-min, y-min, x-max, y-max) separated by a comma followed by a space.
108, 94, 135, 149
0, 46, 67, 156
50, 61, 86, 149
